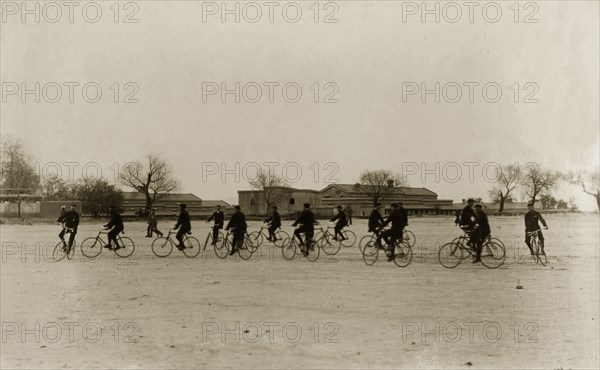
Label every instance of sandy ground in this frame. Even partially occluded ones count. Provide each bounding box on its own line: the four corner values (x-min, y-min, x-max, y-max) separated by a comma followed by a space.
1, 213, 599, 369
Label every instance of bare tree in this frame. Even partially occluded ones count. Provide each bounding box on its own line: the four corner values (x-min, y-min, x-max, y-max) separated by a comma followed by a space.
119, 155, 179, 213
489, 164, 520, 213
569, 170, 600, 211
358, 169, 407, 206
520, 164, 558, 205
0, 140, 40, 218
248, 167, 288, 215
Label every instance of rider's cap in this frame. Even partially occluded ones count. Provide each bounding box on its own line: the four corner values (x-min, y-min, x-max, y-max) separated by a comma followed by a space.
179, 203, 187, 209
70, 204, 77, 207
467, 198, 475, 203
527, 202, 534, 207
303, 203, 310, 208
234, 205, 241, 210
336, 205, 343, 209
474, 203, 483, 209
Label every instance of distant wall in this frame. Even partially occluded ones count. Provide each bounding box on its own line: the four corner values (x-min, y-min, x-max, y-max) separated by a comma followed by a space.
0, 200, 41, 217
40, 201, 83, 218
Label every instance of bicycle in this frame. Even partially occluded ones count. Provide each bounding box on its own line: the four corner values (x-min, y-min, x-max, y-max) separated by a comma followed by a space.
53, 226, 76, 261
151, 229, 202, 258
311, 226, 342, 255
202, 228, 225, 256
214, 229, 255, 260
359, 228, 416, 253
247, 223, 289, 249
527, 229, 547, 266
281, 228, 320, 262
315, 224, 356, 248
80, 229, 136, 258
361, 231, 413, 267
438, 230, 505, 269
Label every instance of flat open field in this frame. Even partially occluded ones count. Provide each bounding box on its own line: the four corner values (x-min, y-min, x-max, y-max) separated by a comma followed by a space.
1, 214, 599, 369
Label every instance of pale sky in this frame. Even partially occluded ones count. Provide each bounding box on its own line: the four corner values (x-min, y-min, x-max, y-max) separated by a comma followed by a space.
1, 1, 598, 210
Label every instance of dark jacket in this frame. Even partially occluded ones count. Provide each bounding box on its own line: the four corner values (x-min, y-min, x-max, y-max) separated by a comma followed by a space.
368, 209, 384, 232
381, 208, 407, 234
459, 205, 476, 227
330, 210, 347, 227
104, 212, 124, 231
265, 211, 281, 228
398, 206, 408, 226
147, 212, 157, 226
208, 210, 225, 228
475, 211, 491, 239
175, 210, 191, 231
524, 210, 547, 231
58, 210, 80, 230
226, 211, 247, 232
293, 209, 317, 231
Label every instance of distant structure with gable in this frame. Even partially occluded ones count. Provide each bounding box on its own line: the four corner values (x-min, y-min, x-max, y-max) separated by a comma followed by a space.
121, 192, 232, 217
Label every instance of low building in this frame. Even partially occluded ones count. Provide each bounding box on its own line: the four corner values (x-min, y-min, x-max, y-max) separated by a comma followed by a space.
319, 183, 456, 216
238, 183, 456, 217
121, 192, 232, 217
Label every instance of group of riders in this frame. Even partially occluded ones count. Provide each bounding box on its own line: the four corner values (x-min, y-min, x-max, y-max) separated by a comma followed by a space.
56, 198, 549, 261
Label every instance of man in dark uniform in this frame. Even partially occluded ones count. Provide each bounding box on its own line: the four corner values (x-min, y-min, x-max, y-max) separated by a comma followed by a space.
264, 206, 281, 241
368, 203, 384, 233
292, 203, 317, 256
146, 209, 163, 237
57, 204, 80, 251
103, 205, 124, 249
376, 203, 408, 261
472, 204, 491, 263
330, 205, 348, 241
524, 202, 548, 255
226, 205, 247, 255
207, 205, 225, 245
459, 198, 477, 246
173, 203, 191, 250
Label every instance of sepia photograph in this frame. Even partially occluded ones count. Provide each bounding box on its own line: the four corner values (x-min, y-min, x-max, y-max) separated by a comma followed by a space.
0, 1, 599, 368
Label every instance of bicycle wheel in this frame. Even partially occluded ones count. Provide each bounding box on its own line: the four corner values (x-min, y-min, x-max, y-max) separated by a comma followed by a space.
151, 237, 173, 258
438, 242, 463, 268
247, 231, 264, 248
480, 241, 506, 269
319, 236, 341, 255
237, 239, 254, 260
533, 239, 546, 266
281, 238, 297, 260
359, 235, 375, 253
489, 237, 505, 250
403, 230, 416, 248
362, 240, 379, 266
214, 239, 230, 259
273, 230, 289, 248
81, 237, 102, 258
341, 230, 356, 247
66, 242, 76, 260
182, 236, 202, 258
393, 241, 413, 268
305, 241, 320, 262
244, 234, 259, 253
115, 237, 135, 258
53, 241, 67, 262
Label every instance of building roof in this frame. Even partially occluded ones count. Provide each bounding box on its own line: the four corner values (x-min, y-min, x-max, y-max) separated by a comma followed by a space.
121, 192, 202, 202
201, 200, 232, 207
320, 183, 438, 197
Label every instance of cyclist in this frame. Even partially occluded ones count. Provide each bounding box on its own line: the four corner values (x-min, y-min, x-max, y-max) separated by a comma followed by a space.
524, 202, 548, 255
458, 198, 477, 246
264, 205, 281, 242
103, 205, 124, 250
368, 203, 384, 234
330, 205, 348, 241
292, 203, 317, 257
375, 203, 407, 261
225, 205, 247, 255
472, 204, 490, 264
173, 203, 191, 250
57, 204, 79, 251
207, 205, 225, 245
